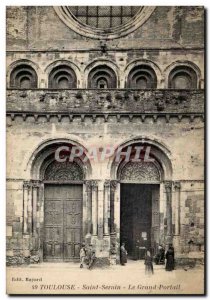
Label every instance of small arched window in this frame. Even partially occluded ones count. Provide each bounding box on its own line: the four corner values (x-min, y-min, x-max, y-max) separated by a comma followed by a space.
127, 65, 157, 88
97, 78, 108, 89
49, 65, 77, 89
10, 64, 38, 88
88, 65, 117, 88
168, 66, 197, 89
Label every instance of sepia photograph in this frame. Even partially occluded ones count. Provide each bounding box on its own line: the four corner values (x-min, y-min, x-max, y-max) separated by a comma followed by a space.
5, 5, 205, 295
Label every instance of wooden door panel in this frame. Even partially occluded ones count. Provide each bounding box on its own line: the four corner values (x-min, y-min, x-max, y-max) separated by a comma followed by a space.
44, 184, 82, 262
64, 228, 81, 260
65, 200, 82, 227
64, 197, 82, 261
45, 200, 63, 225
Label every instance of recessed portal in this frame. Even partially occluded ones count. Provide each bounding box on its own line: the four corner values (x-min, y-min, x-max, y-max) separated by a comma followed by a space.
120, 183, 160, 260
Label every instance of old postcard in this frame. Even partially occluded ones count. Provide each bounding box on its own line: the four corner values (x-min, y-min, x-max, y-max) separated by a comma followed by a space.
6, 6, 205, 295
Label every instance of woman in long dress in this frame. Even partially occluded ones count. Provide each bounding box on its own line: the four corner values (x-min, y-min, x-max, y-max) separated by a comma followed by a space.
145, 250, 154, 275
165, 245, 175, 271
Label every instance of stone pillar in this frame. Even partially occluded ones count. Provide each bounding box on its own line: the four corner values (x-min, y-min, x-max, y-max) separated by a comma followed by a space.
84, 181, 92, 237
23, 181, 30, 234
110, 180, 119, 264
110, 180, 118, 234
91, 181, 98, 236
104, 180, 110, 236
32, 181, 39, 236
27, 182, 33, 234
97, 181, 104, 240
164, 181, 173, 245
38, 182, 44, 259
174, 181, 181, 235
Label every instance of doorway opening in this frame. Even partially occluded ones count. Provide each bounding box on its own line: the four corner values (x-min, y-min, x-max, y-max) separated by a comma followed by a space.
120, 183, 160, 260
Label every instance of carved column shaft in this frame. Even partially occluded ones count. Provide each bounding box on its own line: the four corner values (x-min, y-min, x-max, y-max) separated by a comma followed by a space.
91, 181, 98, 236
104, 180, 110, 236
32, 184, 38, 235
97, 181, 104, 239
174, 182, 181, 235
23, 181, 30, 234
27, 183, 33, 234
31, 180, 40, 236
110, 181, 118, 234
85, 181, 92, 236
165, 181, 172, 244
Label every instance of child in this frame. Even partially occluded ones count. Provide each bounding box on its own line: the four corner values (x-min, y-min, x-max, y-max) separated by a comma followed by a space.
79, 243, 86, 268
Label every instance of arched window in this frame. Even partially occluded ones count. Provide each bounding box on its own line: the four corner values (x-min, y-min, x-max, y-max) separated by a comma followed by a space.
168, 66, 197, 89
127, 65, 157, 88
49, 65, 77, 89
88, 65, 117, 88
10, 64, 38, 88
97, 78, 108, 89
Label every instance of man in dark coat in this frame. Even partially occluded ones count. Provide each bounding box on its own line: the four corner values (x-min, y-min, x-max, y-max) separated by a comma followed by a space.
120, 243, 128, 266
165, 245, 175, 271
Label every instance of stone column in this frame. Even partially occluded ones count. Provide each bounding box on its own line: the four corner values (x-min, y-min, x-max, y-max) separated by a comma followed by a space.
174, 181, 181, 235
91, 181, 98, 236
85, 181, 92, 236
110, 180, 119, 263
110, 180, 118, 234
38, 182, 44, 258
23, 181, 30, 234
32, 181, 40, 236
104, 180, 110, 236
164, 181, 173, 245
27, 182, 33, 234
97, 181, 104, 240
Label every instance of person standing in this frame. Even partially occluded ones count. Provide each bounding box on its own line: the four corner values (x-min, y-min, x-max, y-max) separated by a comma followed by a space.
88, 250, 96, 270
79, 243, 86, 268
120, 243, 128, 266
144, 249, 154, 275
165, 245, 175, 271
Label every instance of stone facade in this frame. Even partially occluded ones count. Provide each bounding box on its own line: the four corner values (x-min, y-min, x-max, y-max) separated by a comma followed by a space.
6, 6, 204, 266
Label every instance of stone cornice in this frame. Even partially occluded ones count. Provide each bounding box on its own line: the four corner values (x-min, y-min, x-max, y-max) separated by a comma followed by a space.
6, 111, 204, 123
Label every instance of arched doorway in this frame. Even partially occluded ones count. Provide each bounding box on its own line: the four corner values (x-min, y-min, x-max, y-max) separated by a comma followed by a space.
43, 161, 84, 262
110, 139, 173, 262
119, 161, 161, 259
27, 139, 92, 263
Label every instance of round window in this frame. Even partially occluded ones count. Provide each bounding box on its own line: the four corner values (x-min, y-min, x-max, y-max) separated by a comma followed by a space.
54, 6, 156, 40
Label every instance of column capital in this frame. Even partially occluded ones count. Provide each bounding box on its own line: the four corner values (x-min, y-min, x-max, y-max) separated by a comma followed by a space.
23, 181, 31, 188
110, 180, 119, 191
31, 180, 41, 188
84, 180, 92, 191
91, 180, 98, 190
164, 180, 172, 192
104, 180, 111, 188
173, 181, 181, 190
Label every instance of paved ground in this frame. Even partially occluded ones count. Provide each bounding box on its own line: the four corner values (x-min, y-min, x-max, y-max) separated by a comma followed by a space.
7, 260, 205, 295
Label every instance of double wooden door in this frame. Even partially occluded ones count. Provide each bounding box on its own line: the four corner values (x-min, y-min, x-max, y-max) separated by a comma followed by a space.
43, 184, 83, 261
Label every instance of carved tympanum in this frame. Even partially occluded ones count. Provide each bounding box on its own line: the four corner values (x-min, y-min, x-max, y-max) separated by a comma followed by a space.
44, 161, 84, 181
119, 161, 160, 182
